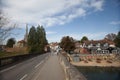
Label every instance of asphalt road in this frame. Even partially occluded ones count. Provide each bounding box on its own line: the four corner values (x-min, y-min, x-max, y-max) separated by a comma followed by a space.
0, 53, 50, 80
26, 54, 65, 80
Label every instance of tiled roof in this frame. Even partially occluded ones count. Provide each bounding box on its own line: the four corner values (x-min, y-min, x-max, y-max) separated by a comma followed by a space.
18, 40, 26, 43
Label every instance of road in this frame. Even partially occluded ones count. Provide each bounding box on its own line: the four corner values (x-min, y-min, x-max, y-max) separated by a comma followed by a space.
0, 53, 49, 80
0, 52, 65, 80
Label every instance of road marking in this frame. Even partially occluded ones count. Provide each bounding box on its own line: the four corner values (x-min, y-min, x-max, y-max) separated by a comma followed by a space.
20, 74, 28, 80
34, 61, 44, 68
0, 65, 16, 73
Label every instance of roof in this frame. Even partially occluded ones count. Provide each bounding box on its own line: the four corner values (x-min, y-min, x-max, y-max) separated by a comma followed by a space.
18, 40, 26, 43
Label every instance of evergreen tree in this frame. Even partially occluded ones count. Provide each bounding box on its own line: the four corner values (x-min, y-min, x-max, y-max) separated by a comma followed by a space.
6, 38, 16, 48
36, 25, 48, 53
40, 26, 48, 45
27, 25, 48, 53
36, 25, 42, 53
27, 26, 37, 53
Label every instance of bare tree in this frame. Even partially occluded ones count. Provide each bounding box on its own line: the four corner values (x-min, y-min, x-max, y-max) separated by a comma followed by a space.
0, 10, 16, 45
104, 33, 117, 41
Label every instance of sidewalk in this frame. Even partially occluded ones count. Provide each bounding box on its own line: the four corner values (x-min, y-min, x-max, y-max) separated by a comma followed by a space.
33, 54, 65, 80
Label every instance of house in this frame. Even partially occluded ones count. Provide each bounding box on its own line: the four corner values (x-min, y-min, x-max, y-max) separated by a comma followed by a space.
74, 42, 90, 54
49, 42, 61, 52
75, 41, 81, 48
81, 39, 115, 50
44, 45, 50, 52
79, 39, 115, 54
14, 40, 26, 48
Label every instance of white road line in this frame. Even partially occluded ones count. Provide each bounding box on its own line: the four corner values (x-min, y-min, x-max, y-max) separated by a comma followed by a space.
20, 74, 28, 80
34, 61, 44, 68
0, 65, 16, 73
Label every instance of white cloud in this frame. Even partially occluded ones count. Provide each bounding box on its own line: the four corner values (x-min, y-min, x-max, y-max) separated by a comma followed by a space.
90, 0, 104, 11
1, 0, 104, 28
63, 32, 107, 40
80, 32, 107, 40
47, 32, 107, 42
110, 21, 120, 25
46, 31, 57, 35
68, 8, 86, 20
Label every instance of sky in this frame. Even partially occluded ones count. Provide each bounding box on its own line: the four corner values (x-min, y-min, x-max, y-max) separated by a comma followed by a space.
1, 0, 120, 43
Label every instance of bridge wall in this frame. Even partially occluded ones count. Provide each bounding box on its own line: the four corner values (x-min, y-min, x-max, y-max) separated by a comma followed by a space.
59, 53, 87, 80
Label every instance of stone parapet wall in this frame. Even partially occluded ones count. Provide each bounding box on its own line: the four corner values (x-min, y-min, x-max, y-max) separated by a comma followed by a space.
59, 53, 87, 80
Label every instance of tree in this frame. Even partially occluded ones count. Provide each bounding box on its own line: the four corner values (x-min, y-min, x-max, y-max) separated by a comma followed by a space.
80, 36, 89, 43
36, 25, 43, 53
36, 25, 48, 53
6, 38, 16, 48
105, 33, 116, 41
27, 25, 48, 53
114, 31, 120, 48
0, 11, 16, 45
60, 36, 75, 53
40, 26, 48, 45
27, 26, 37, 53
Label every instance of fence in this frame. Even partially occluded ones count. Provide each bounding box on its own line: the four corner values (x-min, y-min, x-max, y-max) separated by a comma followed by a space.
59, 53, 87, 80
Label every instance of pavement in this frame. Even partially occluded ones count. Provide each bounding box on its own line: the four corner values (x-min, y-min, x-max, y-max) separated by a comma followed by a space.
0, 52, 65, 80
29, 53, 65, 80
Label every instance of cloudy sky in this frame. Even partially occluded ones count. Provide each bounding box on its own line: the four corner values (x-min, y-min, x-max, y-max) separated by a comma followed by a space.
1, 0, 120, 42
